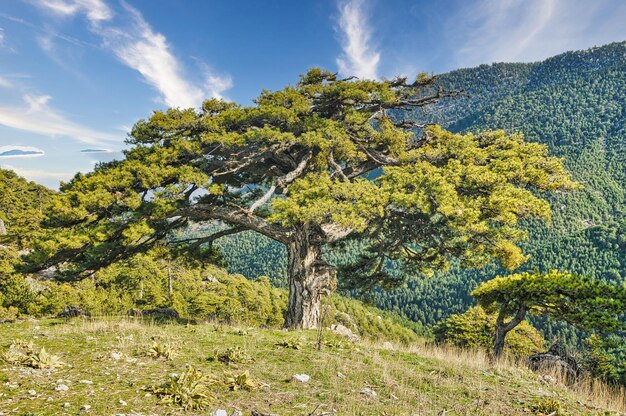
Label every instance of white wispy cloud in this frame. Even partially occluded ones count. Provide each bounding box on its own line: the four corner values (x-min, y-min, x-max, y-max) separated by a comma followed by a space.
0, 76, 10, 88
200, 65, 233, 102
446, 0, 626, 68
0, 163, 74, 188
0, 94, 120, 145
98, 3, 232, 106
0, 27, 4, 45
30, 0, 113, 22
336, 0, 380, 80
36, 35, 54, 53
35, 33, 92, 81
0, 145, 45, 158
31, 0, 232, 107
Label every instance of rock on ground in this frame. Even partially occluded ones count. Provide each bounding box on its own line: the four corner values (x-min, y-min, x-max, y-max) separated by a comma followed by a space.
292, 374, 310, 383
360, 387, 377, 398
56, 306, 91, 318
329, 324, 360, 343
136, 308, 180, 320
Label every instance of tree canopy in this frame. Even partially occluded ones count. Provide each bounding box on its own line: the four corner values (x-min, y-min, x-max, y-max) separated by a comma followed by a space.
472, 270, 626, 357
26, 69, 577, 328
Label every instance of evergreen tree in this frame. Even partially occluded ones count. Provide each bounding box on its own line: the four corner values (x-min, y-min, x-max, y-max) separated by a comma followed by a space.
472, 270, 626, 358
25, 70, 576, 328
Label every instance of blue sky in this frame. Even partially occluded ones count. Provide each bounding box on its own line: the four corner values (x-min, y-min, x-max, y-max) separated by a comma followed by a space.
1, 0, 626, 189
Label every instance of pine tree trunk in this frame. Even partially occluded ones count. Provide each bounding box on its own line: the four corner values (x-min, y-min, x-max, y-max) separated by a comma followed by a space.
284, 226, 335, 329
167, 266, 173, 299
493, 305, 527, 360
493, 325, 507, 359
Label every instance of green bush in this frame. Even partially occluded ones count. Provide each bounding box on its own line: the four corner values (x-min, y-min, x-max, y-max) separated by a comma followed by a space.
529, 397, 564, 415
186, 272, 285, 326
328, 295, 422, 343
149, 366, 215, 410
0, 306, 18, 322
433, 306, 545, 357
1, 246, 421, 344
0, 275, 36, 313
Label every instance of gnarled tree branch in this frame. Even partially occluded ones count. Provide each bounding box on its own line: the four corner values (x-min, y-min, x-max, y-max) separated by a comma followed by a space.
248, 151, 313, 213
328, 150, 349, 181
169, 225, 246, 248
503, 304, 528, 333
358, 145, 399, 166
184, 204, 292, 244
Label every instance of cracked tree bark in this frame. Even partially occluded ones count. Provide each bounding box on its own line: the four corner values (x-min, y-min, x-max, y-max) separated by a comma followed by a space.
284, 224, 335, 329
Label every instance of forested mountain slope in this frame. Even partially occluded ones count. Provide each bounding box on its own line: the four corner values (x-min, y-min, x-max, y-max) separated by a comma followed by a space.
0, 169, 52, 274
213, 42, 626, 333
374, 41, 626, 328
392, 41, 626, 325
0, 169, 51, 248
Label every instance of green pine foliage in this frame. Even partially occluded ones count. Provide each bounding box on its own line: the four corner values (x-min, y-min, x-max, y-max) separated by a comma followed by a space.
0, 169, 51, 252
472, 270, 626, 334
471, 270, 626, 359
0, 169, 54, 319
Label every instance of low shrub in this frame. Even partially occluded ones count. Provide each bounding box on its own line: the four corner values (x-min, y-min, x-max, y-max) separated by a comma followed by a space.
149, 366, 215, 410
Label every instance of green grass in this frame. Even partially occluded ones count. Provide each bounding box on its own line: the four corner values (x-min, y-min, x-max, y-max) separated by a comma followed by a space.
0, 318, 623, 415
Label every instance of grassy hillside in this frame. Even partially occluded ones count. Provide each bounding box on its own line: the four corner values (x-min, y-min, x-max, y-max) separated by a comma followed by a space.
0, 318, 624, 415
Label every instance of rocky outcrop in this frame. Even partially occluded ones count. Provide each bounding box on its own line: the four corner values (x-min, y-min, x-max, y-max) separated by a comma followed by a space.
138, 308, 180, 320
528, 343, 582, 383
56, 306, 91, 318
329, 323, 361, 343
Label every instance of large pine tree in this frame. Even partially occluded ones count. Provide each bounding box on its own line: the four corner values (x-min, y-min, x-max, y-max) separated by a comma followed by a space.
26, 69, 577, 328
